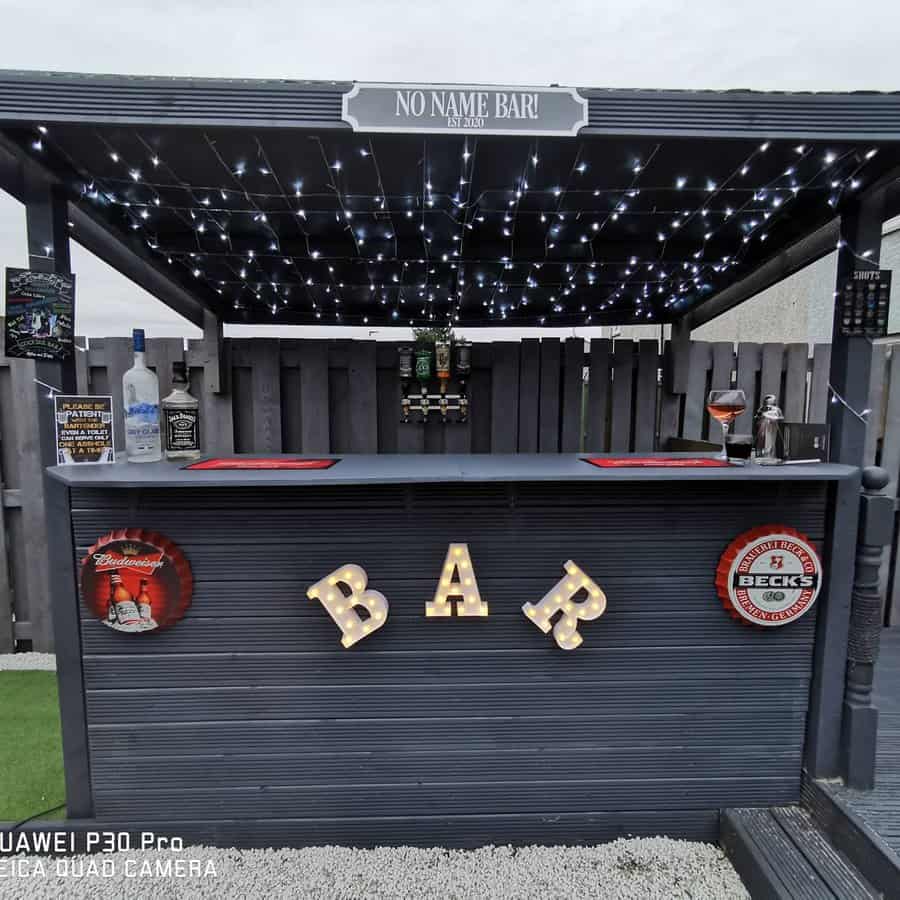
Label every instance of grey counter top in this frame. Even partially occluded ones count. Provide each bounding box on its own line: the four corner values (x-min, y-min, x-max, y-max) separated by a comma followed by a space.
48, 454, 858, 488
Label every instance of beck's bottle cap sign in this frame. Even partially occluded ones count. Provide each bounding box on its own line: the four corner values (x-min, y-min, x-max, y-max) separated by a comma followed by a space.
716, 525, 822, 626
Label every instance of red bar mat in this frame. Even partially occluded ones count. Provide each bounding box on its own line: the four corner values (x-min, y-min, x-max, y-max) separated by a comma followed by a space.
582, 456, 731, 468
184, 457, 339, 470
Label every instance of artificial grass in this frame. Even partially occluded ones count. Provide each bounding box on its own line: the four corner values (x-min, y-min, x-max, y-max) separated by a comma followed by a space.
0, 671, 65, 823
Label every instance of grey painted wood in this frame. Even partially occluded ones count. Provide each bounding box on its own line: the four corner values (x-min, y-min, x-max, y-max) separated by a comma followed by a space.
50, 456, 856, 488
468, 354, 492, 453
9, 358, 52, 651
74, 336, 89, 394
666, 319, 691, 394
876, 350, 900, 619
145, 337, 184, 401
299, 341, 330, 453
491, 342, 520, 453
706, 342, 734, 441
803, 778, 900, 898
187, 340, 234, 455
735, 342, 761, 433
347, 340, 377, 454
376, 363, 400, 454
809, 343, 833, 425
538, 339, 561, 453
65, 478, 826, 839
45, 477, 93, 816
248, 339, 282, 453
517, 339, 540, 453
633, 340, 659, 452
658, 342, 682, 449
585, 339, 611, 452
561, 338, 584, 452
610, 342, 635, 451
824, 629, 900, 857
682, 342, 711, 441
806, 473, 862, 778
99, 337, 134, 452
760, 343, 785, 408
0, 448, 12, 652
863, 343, 888, 466
784, 343, 809, 423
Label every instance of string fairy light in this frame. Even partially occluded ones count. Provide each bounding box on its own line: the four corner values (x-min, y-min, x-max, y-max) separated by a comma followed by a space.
32, 123, 885, 327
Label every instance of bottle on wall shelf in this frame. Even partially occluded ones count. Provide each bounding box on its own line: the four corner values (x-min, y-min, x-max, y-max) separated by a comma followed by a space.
123, 328, 161, 463
162, 361, 201, 460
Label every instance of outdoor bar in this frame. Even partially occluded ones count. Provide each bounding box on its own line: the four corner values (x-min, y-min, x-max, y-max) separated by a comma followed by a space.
2, 72, 900, 865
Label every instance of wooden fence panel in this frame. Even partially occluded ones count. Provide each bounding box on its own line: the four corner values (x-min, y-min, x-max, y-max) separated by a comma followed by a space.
682, 342, 711, 440
864, 344, 889, 467
610, 342, 634, 452
299, 342, 330, 454
561, 338, 584, 452
6, 332, 895, 646
348, 341, 378, 454
585, 339, 611, 453
491, 343, 520, 453
538, 339, 561, 453
706, 343, 734, 440
735, 343, 761, 433
518, 339, 540, 453
634, 340, 659, 452
808, 344, 832, 425
783, 343, 809, 423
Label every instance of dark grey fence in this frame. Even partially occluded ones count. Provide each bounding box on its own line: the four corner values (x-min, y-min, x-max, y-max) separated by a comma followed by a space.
0, 334, 838, 651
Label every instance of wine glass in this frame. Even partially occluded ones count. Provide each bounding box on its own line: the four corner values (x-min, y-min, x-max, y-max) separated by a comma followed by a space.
706, 390, 747, 461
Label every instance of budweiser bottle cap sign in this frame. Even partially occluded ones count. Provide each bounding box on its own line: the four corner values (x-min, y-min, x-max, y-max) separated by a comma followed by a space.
716, 525, 822, 626
81, 529, 192, 633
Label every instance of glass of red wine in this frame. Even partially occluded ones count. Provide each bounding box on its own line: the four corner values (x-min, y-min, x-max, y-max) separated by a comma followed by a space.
706, 390, 747, 461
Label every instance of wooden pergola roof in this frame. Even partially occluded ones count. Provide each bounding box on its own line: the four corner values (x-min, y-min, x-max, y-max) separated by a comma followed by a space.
1, 71, 900, 328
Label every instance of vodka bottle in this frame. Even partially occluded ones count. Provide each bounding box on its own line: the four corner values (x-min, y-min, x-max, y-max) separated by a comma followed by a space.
162, 361, 201, 459
123, 329, 161, 462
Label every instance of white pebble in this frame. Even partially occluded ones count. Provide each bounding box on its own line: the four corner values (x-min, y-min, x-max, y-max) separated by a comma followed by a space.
0, 838, 747, 899
0, 653, 56, 671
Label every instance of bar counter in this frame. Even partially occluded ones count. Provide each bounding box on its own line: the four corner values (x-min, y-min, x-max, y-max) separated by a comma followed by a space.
49, 454, 856, 487
46, 455, 859, 848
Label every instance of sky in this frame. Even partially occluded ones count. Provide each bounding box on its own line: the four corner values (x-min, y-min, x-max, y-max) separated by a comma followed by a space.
1, 0, 899, 340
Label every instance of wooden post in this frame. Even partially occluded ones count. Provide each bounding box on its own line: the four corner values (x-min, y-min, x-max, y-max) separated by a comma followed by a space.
19, 168, 74, 651
828, 192, 885, 467
843, 466, 893, 789
199, 308, 227, 395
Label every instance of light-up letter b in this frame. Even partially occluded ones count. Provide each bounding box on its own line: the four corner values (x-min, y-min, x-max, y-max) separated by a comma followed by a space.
307, 564, 388, 648
522, 560, 607, 650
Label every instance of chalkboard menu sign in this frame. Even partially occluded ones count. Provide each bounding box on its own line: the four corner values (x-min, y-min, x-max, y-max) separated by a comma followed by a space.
839, 270, 891, 337
4, 267, 75, 360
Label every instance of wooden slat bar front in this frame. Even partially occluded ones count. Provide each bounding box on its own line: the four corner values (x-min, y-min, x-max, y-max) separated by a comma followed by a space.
46, 456, 858, 847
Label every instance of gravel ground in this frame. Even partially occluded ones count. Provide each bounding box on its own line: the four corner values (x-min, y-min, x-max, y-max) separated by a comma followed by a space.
0, 838, 748, 899
0, 653, 56, 671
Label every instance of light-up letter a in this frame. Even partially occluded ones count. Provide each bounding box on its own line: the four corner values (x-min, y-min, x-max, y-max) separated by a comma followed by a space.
426, 543, 488, 617
522, 560, 607, 650
307, 564, 388, 648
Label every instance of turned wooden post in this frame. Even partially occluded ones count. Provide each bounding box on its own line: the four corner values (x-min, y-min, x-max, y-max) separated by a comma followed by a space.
842, 465, 893, 789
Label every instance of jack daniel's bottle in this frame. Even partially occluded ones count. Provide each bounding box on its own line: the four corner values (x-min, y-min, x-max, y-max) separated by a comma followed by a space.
162, 361, 201, 459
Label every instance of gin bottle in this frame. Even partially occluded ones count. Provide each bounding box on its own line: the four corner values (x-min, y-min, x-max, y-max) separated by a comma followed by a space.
123, 328, 161, 462
162, 361, 201, 459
